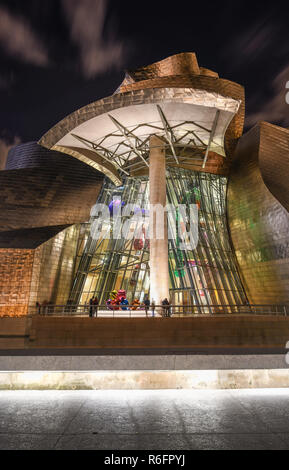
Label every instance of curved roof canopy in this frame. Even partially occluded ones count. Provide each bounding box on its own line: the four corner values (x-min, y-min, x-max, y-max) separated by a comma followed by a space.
39, 87, 240, 183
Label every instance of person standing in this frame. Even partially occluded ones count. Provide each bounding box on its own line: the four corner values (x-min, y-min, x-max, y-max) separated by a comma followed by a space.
151, 300, 156, 317
89, 297, 94, 318
162, 298, 170, 317
93, 296, 99, 317
144, 297, 150, 317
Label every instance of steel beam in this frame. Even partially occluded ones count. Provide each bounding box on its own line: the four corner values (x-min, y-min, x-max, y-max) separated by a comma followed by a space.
71, 133, 130, 176
202, 110, 221, 169
156, 105, 179, 165
108, 114, 149, 167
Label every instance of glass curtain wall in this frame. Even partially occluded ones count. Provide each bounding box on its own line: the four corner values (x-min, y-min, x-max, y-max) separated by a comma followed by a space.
166, 167, 246, 311
68, 178, 150, 305
68, 168, 247, 308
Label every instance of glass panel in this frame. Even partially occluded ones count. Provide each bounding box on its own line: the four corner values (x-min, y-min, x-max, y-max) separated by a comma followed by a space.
68, 169, 247, 311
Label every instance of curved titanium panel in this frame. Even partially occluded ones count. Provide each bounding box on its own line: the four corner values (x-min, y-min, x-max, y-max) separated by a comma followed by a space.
125, 52, 201, 81
227, 123, 289, 304
258, 122, 289, 212
0, 142, 104, 248
118, 53, 218, 87
7, 138, 120, 185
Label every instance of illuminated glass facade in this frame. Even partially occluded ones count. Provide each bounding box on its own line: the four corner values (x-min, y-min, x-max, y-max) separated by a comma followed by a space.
69, 167, 246, 309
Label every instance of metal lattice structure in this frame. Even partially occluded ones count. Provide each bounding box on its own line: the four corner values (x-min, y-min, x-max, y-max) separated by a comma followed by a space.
70, 106, 222, 175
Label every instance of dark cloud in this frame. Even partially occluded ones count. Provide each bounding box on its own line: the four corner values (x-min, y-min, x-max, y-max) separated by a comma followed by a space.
223, 20, 276, 70
0, 1, 287, 142
61, 0, 126, 78
222, 15, 289, 72
221, 14, 289, 128
238, 23, 273, 59
0, 6, 49, 66
246, 64, 289, 127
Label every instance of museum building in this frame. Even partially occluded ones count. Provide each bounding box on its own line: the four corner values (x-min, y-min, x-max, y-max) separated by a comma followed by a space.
0, 52, 288, 316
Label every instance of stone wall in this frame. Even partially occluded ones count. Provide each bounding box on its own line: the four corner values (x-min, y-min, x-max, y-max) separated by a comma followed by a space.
0, 249, 34, 316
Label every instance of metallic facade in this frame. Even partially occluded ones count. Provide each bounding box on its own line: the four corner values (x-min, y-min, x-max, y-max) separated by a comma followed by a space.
0, 142, 104, 248
228, 123, 289, 304
29, 225, 81, 308
0, 225, 81, 316
0, 142, 103, 315
257, 122, 289, 212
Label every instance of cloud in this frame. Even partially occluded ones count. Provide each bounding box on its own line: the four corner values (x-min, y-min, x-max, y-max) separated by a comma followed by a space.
223, 17, 289, 128
61, 0, 126, 78
223, 20, 278, 69
0, 133, 21, 171
246, 64, 289, 127
237, 24, 273, 58
0, 6, 49, 66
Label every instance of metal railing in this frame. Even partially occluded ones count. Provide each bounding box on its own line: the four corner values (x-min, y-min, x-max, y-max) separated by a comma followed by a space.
28, 303, 289, 317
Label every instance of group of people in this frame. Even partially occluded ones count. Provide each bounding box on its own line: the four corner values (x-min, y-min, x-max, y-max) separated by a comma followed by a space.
35, 300, 53, 314
88, 296, 171, 318
144, 298, 171, 317
36, 295, 172, 318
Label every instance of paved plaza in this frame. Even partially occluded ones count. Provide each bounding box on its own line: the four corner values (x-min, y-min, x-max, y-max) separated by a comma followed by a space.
0, 388, 289, 450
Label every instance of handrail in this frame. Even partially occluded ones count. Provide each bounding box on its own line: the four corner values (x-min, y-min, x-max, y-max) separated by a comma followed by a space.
25, 303, 289, 317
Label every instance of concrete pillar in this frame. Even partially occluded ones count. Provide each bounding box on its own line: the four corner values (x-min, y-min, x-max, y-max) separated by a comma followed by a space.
149, 135, 170, 307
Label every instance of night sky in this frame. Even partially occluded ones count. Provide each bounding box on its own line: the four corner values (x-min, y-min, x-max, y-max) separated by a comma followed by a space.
0, 0, 288, 163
